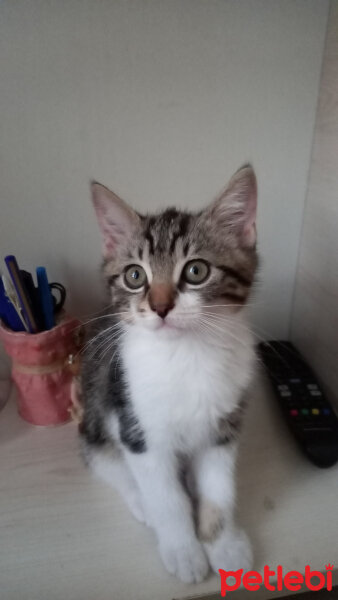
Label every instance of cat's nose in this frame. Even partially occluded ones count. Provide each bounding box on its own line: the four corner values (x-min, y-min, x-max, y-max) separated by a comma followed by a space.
148, 283, 175, 319
152, 303, 174, 319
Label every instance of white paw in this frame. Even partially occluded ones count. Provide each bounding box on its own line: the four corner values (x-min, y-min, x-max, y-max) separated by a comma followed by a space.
126, 490, 146, 524
159, 536, 209, 583
204, 527, 253, 574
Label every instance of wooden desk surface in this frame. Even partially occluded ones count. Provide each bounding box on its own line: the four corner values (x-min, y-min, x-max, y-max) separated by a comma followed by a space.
1, 374, 337, 600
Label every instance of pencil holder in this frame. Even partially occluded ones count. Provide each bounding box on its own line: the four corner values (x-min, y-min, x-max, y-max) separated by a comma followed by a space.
0, 316, 83, 426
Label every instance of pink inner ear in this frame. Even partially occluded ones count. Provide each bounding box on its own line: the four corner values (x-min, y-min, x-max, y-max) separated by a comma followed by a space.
100, 219, 124, 256
212, 166, 258, 248
91, 182, 139, 258
242, 222, 257, 247
228, 166, 257, 247
93, 202, 122, 257
242, 191, 257, 247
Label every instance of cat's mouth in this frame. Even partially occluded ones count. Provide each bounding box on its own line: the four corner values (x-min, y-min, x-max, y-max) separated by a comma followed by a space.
160, 320, 179, 330
157, 315, 198, 332
143, 315, 188, 332
136, 308, 201, 332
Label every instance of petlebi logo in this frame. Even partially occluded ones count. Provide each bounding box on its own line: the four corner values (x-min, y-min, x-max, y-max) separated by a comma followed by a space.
219, 563, 334, 597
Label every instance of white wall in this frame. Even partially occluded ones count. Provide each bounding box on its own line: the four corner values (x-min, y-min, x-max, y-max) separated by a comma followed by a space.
291, 1, 338, 404
0, 0, 329, 338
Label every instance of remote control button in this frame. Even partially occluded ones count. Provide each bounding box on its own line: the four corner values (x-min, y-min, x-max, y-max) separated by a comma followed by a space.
301, 408, 309, 416
307, 384, 318, 390
281, 391, 291, 397
290, 378, 301, 383
310, 390, 322, 396
312, 408, 320, 415
290, 409, 298, 417
323, 408, 331, 416
278, 385, 289, 391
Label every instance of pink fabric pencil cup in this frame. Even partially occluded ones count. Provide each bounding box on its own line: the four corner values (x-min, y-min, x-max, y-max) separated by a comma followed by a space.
0, 316, 82, 425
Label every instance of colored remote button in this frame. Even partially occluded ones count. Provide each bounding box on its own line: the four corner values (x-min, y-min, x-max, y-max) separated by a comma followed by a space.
312, 408, 320, 415
290, 409, 298, 417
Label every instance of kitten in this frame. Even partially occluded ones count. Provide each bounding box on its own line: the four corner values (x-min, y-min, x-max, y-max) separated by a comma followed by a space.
80, 165, 258, 583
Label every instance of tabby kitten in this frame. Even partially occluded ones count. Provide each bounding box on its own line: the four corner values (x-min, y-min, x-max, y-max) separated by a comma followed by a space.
80, 165, 258, 583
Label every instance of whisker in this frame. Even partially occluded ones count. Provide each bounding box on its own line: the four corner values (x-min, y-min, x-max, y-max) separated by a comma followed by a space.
201, 313, 293, 369
80, 311, 129, 327
200, 311, 249, 328
86, 332, 124, 364
100, 331, 125, 362
69, 311, 130, 335
82, 321, 122, 347
197, 322, 238, 350
85, 334, 120, 362
201, 310, 255, 328
81, 323, 124, 359
198, 317, 249, 348
79, 302, 114, 319
199, 303, 258, 310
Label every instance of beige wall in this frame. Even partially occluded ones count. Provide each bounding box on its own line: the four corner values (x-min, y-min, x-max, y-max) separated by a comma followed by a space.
291, 1, 338, 404
0, 0, 329, 337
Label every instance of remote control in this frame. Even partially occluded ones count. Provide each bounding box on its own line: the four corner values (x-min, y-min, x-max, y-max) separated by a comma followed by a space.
258, 340, 338, 468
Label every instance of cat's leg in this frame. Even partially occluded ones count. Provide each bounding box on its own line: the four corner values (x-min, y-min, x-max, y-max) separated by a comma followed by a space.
124, 449, 209, 583
83, 442, 146, 523
193, 443, 253, 574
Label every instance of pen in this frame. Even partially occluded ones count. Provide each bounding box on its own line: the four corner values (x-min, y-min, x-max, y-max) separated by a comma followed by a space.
36, 266, 55, 330
1, 274, 28, 331
20, 270, 43, 332
4, 255, 38, 333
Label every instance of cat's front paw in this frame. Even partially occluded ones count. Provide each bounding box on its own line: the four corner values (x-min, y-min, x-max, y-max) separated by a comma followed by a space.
204, 527, 253, 574
159, 536, 209, 583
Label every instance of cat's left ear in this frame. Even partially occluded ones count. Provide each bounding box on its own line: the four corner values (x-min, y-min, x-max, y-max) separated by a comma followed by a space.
91, 182, 141, 258
207, 164, 257, 247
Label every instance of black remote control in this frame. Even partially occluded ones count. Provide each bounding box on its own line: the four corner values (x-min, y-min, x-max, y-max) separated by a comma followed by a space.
258, 340, 338, 468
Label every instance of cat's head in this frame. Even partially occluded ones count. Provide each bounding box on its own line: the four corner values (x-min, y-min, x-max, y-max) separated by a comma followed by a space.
91, 165, 258, 333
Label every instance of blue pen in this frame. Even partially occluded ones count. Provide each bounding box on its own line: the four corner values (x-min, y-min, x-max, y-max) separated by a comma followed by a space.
36, 267, 55, 330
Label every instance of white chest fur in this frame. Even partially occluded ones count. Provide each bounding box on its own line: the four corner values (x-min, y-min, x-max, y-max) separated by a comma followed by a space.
121, 319, 255, 452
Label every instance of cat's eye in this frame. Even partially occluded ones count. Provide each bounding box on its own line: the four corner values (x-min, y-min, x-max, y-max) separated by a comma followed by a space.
124, 265, 147, 289
182, 260, 210, 285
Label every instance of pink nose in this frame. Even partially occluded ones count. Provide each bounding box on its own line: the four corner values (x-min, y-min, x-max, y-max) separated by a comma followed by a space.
148, 283, 175, 319
151, 303, 174, 319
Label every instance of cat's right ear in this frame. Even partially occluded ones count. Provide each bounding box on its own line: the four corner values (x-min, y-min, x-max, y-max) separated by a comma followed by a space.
91, 182, 140, 258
